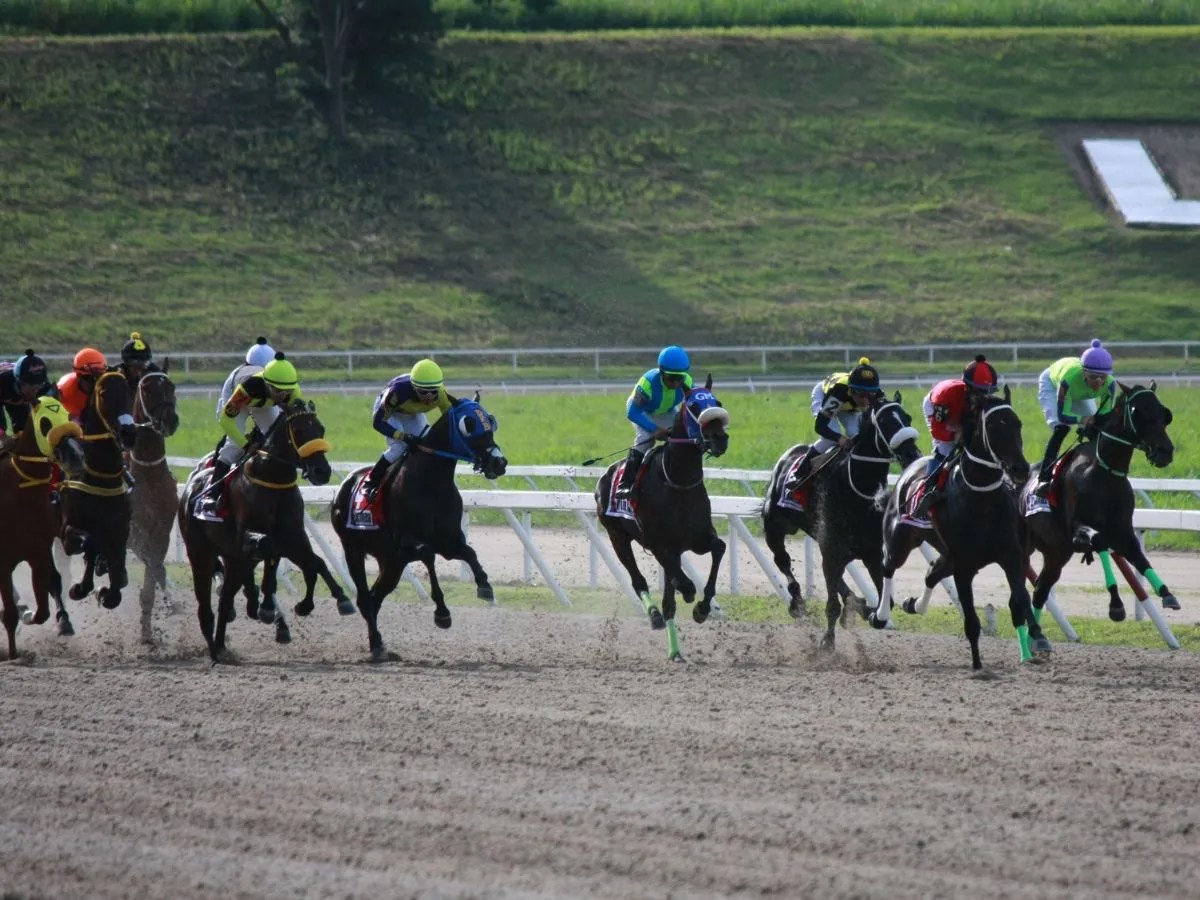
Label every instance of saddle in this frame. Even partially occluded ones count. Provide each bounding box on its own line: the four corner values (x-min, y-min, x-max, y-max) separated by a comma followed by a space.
1026, 448, 1081, 517
346, 470, 386, 530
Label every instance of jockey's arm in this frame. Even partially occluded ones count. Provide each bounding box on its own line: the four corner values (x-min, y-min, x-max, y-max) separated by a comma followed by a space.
1054, 380, 1081, 425
625, 385, 658, 433
219, 389, 253, 448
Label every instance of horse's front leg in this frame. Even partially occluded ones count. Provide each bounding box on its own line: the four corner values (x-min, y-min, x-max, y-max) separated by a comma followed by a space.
820, 556, 848, 651
953, 569, 983, 671
1110, 530, 1179, 611
1004, 553, 1050, 663
49, 563, 74, 637
68, 547, 97, 602
438, 531, 494, 604
359, 550, 409, 662
96, 520, 130, 611
1, 570, 19, 660
659, 560, 683, 663
692, 531, 725, 625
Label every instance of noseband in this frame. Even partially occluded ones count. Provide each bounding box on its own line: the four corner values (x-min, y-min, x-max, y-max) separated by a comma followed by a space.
1094, 389, 1166, 477
844, 401, 909, 499
954, 403, 1016, 492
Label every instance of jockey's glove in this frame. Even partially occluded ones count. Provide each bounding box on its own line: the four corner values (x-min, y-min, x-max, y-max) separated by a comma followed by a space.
118, 423, 138, 449
393, 430, 407, 441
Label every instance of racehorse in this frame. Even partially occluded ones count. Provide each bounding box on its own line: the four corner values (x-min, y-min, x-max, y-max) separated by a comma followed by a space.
59, 370, 137, 610
331, 393, 508, 662
596, 376, 730, 662
126, 365, 180, 643
1022, 381, 1176, 622
762, 392, 921, 650
0, 398, 86, 658
873, 388, 1051, 669
178, 398, 352, 662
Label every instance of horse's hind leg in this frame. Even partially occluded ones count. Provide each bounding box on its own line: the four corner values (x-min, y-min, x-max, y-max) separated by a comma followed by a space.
441, 534, 494, 604
1, 569, 20, 660
953, 571, 983, 671
1094, 550, 1125, 622
764, 514, 804, 617
67, 542, 96, 601
1004, 555, 1050, 663
605, 524, 664, 630
820, 557, 848, 651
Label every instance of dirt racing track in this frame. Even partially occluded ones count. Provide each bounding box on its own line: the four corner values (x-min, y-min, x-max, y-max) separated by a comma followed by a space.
3, 536, 1200, 899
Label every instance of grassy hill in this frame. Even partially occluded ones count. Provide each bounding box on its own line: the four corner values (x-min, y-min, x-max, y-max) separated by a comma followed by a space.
2, 27, 1199, 353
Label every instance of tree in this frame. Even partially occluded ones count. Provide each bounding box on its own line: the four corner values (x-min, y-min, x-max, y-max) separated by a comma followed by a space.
253, 0, 441, 139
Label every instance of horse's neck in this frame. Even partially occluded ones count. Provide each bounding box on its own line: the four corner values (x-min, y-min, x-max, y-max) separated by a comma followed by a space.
407, 446, 458, 481
662, 441, 705, 486
130, 428, 168, 471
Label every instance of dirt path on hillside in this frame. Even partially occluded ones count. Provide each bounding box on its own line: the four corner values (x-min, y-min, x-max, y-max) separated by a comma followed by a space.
3, 539, 1199, 899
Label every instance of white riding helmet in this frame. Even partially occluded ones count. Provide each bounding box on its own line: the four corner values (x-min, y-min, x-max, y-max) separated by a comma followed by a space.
245, 336, 276, 368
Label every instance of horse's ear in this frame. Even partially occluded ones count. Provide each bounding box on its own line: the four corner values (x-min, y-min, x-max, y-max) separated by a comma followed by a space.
1003, 384, 1011, 404
893, 390, 901, 404
307, 399, 316, 413
1150, 379, 1158, 393
162, 356, 170, 374
705, 373, 713, 391
473, 389, 481, 403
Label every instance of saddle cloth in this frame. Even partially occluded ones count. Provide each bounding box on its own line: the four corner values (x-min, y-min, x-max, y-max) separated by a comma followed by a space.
604, 461, 638, 521
345, 471, 385, 531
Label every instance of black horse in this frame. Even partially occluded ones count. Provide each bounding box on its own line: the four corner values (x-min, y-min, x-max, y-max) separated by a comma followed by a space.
596, 376, 730, 662
179, 398, 351, 662
1022, 381, 1176, 622
762, 392, 921, 650
60, 370, 137, 610
331, 393, 508, 662
874, 389, 1051, 670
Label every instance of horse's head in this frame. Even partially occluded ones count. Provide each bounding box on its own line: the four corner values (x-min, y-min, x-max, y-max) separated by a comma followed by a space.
864, 391, 921, 467
31, 396, 85, 479
89, 370, 137, 449
133, 368, 179, 438
972, 386, 1030, 482
274, 398, 332, 485
1114, 381, 1174, 468
674, 375, 730, 458
443, 392, 507, 479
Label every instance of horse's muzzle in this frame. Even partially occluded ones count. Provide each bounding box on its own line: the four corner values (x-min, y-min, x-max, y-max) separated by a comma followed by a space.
707, 434, 729, 458
1147, 443, 1174, 468
304, 458, 333, 486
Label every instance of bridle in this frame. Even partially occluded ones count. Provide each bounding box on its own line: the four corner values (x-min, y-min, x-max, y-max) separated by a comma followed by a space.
1093, 388, 1167, 478
953, 401, 1018, 492
130, 371, 175, 467
245, 404, 330, 488
662, 389, 727, 490
845, 399, 913, 499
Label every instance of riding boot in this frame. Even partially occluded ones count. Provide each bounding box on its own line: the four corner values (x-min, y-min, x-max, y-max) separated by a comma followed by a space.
208, 458, 231, 505
914, 453, 947, 515
363, 454, 391, 501
782, 445, 820, 496
614, 448, 645, 498
1034, 425, 1070, 497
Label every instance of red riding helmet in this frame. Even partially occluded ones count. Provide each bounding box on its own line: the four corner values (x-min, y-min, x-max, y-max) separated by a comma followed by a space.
962, 354, 998, 394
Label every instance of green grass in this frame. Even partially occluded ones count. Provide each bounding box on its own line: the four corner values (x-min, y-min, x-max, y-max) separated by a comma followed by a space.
3, 29, 1200, 353
5, 0, 1199, 35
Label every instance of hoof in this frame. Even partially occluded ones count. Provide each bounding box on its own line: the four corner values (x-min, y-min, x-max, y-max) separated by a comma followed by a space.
18, 605, 32, 625
369, 645, 391, 664
819, 635, 835, 653
434, 610, 452, 629
692, 603, 710, 625
336, 598, 356, 617
98, 589, 122, 610
68, 583, 89, 601
867, 611, 889, 630
56, 614, 75, 638
476, 584, 495, 602
1108, 602, 1126, 623
293, 599, 314, 617
1032, 636, 1053, 656
647, 606, 666, 630
668, 652, 687, 664
1161, 591, 1181, 611
257, 604, 276, 625
787, 598, 804, 620
901, 597, 918, 615
275, 624, 292, 645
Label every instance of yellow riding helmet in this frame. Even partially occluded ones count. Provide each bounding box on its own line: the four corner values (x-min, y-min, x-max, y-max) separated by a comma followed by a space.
410, 358, 443, 389
262, 353, 299, 391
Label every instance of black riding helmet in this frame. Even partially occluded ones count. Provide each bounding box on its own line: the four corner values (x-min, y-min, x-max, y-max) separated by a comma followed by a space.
848, 357, 882, 393
13, 349, 49, 386
121, 331, 153, 363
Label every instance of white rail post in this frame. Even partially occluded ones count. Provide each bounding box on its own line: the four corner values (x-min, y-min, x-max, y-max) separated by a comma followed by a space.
501, 509, 572, 606
727, 519, 739, 595
574, 510, 643, 613
727, 515, 789, 601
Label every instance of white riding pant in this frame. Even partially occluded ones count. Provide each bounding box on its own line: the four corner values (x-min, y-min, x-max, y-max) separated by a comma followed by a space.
373, 397, 429, 464
217, 405, 281, 466
632, 411, 676, 454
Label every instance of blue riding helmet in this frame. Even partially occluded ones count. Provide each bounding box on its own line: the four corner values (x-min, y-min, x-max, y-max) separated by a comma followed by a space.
657, 345, 690, 375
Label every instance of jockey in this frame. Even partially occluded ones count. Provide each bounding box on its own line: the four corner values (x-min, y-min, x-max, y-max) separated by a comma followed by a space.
362, 358, 454, 500
210, 352, 301, 502
117, 331, 161, 386
614, 345, 694, 499
57, 348, 110, 422
0, 349, 54, 446
1033, 339, 1116, 497
781, 357, 882, 506
216, 336, 277, 421
912, 354, 1000, 518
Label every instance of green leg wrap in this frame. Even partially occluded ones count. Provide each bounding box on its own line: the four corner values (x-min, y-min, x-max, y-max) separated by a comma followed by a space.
1099, 550, 1116, 589
1144, 567, 1166, 593
1031, 606, 1043, 624
666, 619, 681, 660
1017, 624, 1032, 662
638, 591, 654, 615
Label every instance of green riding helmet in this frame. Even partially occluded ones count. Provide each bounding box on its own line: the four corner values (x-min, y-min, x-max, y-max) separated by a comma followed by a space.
410, 358, 444, 388
262, 353, 299, 391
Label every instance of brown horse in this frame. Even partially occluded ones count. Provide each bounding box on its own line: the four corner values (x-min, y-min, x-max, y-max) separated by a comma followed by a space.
59, 370, 137, 610
178, 398, 352, 662
0, 397, 86, 659
125, 365, 180, 643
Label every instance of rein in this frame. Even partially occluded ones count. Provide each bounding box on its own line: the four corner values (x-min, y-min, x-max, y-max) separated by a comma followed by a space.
9, 453, 54, 489
1093, 389, 1155, 478
952, 403, 1012, 492
844, 401, 907, 499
